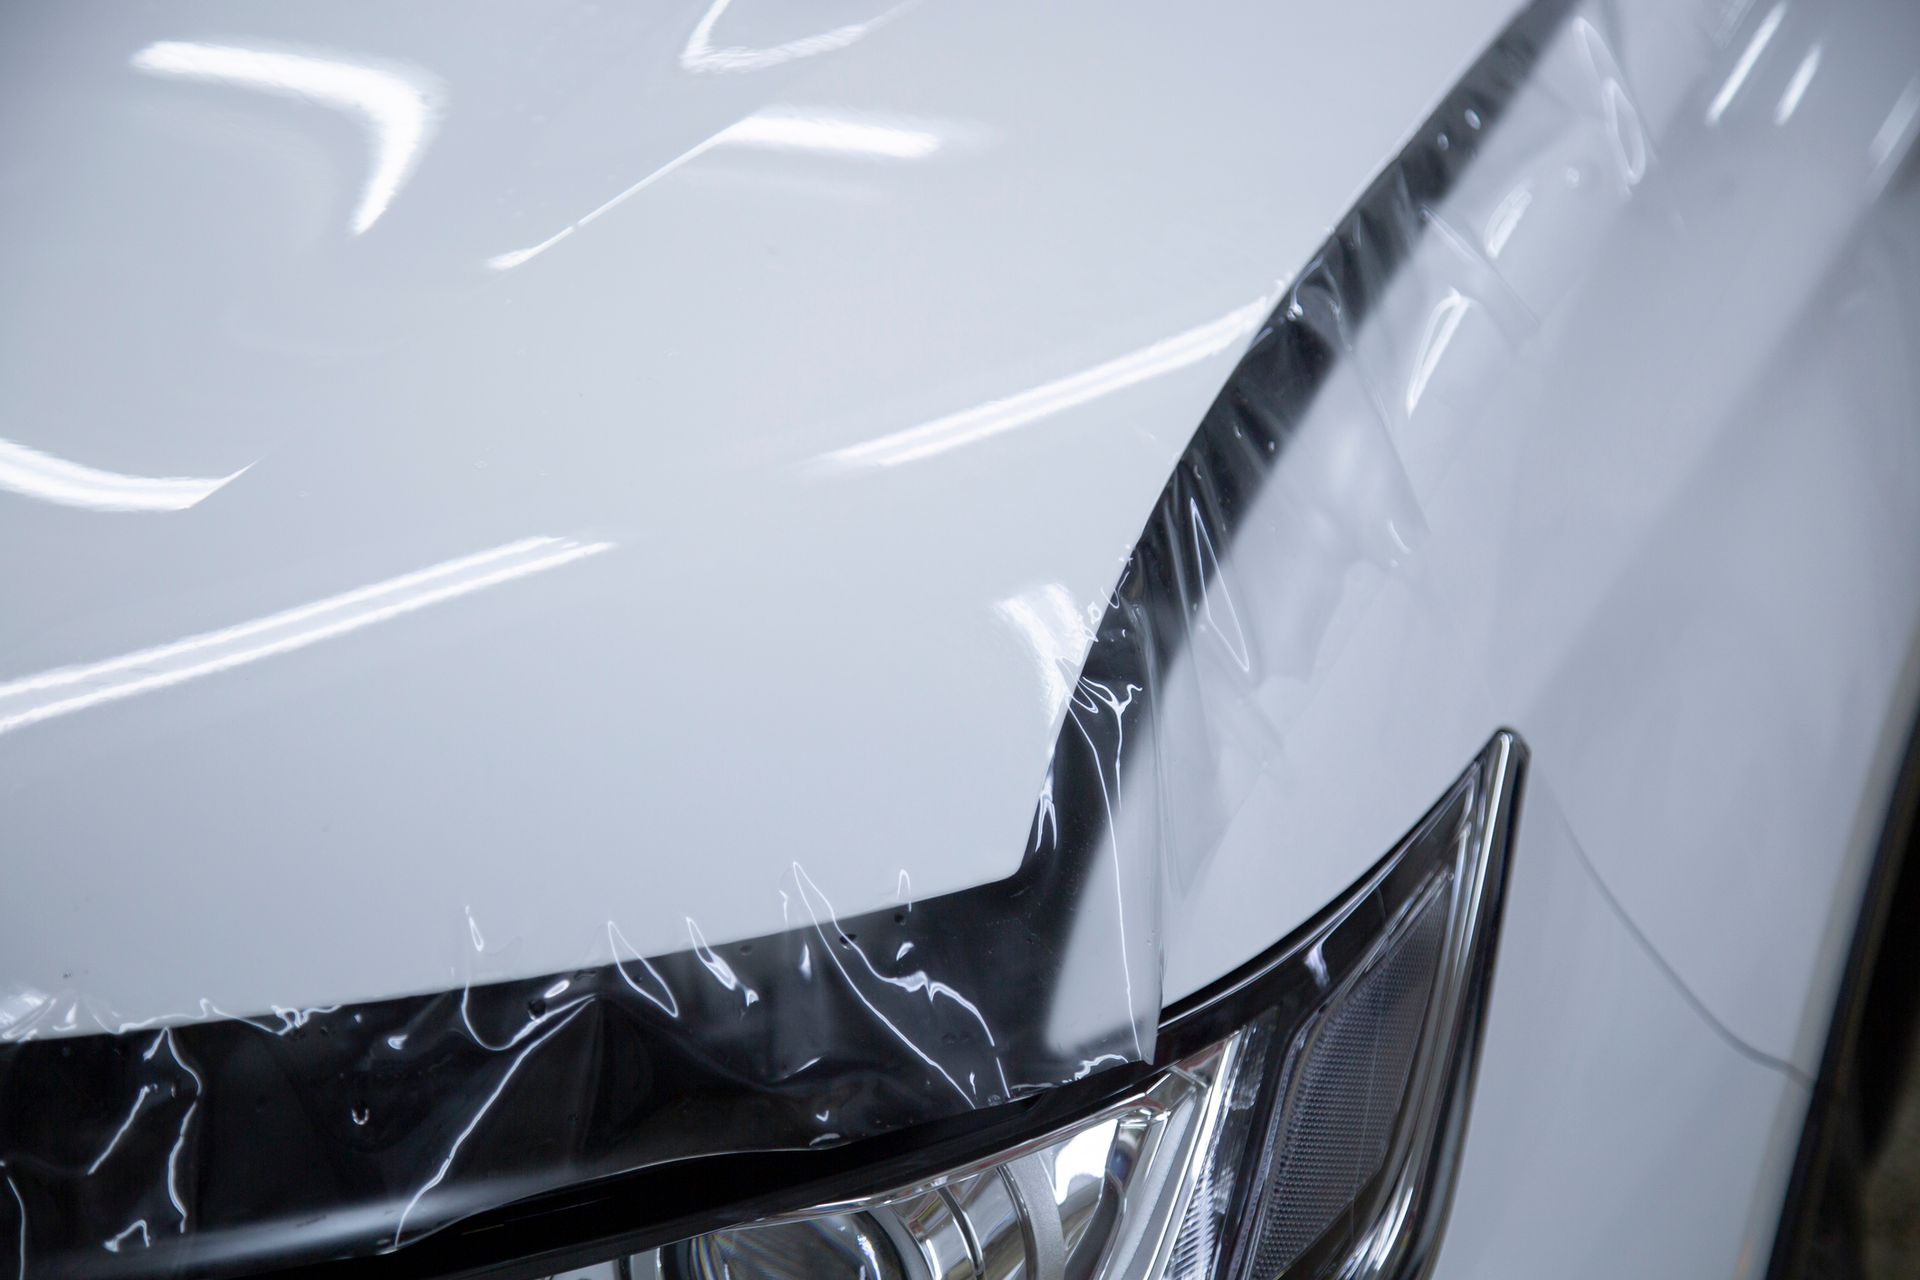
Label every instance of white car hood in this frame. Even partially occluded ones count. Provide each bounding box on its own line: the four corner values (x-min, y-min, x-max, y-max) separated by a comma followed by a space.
0, 0, 1515, 1029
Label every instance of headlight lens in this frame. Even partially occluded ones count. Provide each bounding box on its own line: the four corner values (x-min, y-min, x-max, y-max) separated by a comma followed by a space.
540, 734, 1520, 1280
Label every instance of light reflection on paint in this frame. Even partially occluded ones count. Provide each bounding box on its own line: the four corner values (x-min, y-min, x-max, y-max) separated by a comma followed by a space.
814, 298, 1273, 471
1405, 290, 1472, 416
1775, 44, 1821, 124
680, 0, 909, 73
132, 41, 443, 235
0, 437, 247, 513
1706, 2, 1786, 125
994, 583, 1093, 726
725, 111, 941, 159
1868, 77, 1920, 173
0, 535, 612, 737
486, 106, 951, 271
1483, 182, 1534, 257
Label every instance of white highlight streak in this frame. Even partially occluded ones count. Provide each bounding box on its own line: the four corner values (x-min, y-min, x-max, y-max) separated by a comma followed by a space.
133, 41, 441, 235
0, 535, 612, 737
993, 584, 1090, 726
159, 1030, 201, 1233
816, 299, 1271, 470
487, 107, 943, 271
1774, 45, 1821, 125
608, 922, 680, 1018
394, 1004, 588, 1246
1482, 182, 1533, 258
1706, 3, 1785, 125
103, 1221, 150, 1254
1405, 290, 1472, 416
5, 1173, 23, 1280
86, 1085, 156, 1176
0, 438, 246, 513
723, 112, 939, 159
1870, 78, 1920, 171
681, 0, 903, 73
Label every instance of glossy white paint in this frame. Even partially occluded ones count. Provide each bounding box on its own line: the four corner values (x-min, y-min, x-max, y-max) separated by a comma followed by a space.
0, 0, 1519, 1026
1475, 0, 1920, 1081
1143, 3, 1920, 1267
6, 0, 1920, 1273
1502, 0, 1920, 1080
1157, 0, 1920, 1088
1437, 783, 1811, 1280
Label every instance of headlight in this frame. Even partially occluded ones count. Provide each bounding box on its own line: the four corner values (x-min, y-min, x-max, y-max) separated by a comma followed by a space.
532, 734, 1520, 1280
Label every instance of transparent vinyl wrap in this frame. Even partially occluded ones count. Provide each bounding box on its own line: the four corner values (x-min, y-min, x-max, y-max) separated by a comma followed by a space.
6, 0, 1917, 1273
520, 738, 1518, 1280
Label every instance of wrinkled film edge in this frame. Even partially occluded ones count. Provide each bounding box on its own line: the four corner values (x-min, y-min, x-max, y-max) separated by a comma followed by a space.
584, 731, 1525, 1280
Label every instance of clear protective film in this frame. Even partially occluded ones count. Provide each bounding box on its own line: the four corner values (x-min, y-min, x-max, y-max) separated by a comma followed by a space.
5, 0, 1918, 1274
485, 732, 1522, 1280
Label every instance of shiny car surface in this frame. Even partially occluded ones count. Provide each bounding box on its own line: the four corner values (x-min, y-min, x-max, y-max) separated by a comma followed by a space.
3, 1, 1918, 1278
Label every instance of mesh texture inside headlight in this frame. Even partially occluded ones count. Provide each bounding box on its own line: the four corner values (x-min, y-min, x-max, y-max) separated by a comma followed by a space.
1234, 882, 1449, 1280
